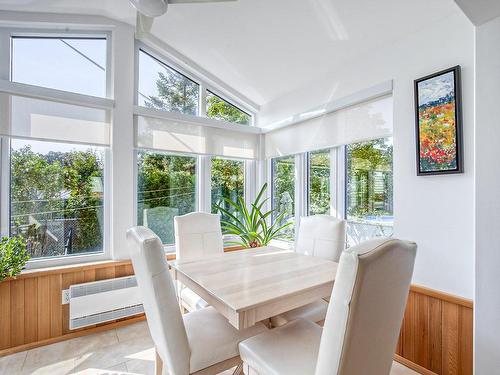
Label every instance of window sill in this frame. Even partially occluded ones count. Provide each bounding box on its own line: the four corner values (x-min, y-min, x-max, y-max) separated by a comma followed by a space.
9, 245, 246, 281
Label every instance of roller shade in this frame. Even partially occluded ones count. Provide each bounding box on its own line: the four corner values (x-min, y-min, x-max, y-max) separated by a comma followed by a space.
136, 115, 260, 159
265, 95, 393, 158
0, 94, 111, 145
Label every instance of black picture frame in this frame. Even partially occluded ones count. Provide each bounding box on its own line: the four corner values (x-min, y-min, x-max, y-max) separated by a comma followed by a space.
414, 65, 463, 175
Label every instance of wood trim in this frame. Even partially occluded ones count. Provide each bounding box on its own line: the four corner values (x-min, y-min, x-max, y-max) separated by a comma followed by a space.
410, 285, 473, 309
394, 354, 438, 375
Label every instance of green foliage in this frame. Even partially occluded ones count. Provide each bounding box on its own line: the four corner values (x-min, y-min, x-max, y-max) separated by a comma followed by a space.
346, 138, 393, 220
10, 145, 104, 258
213, 183, 292, 248
211, 158, 244, 221
309, 151, 331, 215
137, 152, 196, 244
272, 156, 295, 241
206, 93, 250, 125
146, 71, 199, 115
0, 236, 29, 281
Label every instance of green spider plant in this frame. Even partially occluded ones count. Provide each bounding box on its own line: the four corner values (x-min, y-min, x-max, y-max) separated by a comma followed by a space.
213, 183, 293, 248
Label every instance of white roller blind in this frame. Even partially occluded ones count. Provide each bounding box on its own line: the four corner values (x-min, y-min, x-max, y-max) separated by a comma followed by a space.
265, 95, 393, 158
136, 115, 260, 159
0, 94, 111, 145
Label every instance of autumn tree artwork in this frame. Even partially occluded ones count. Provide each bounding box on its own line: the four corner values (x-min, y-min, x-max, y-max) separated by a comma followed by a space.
414, 66, 463, 175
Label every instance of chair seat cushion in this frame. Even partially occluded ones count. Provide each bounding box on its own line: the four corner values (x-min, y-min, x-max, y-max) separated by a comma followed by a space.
184, 306, 268, 373
239, 318, 322, 375
270, 299, 328, 327
180, 287, 209, 311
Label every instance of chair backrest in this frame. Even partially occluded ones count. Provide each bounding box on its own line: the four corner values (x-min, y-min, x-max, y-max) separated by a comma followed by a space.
295, 215, 346, 262
126, 226, 190, 375
315, 238, 417, 375
174, 212, 224, 261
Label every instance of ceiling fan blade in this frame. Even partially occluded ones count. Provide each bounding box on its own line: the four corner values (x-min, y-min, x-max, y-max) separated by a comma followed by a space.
168, 0, 237, 4
136, 11, 155, 36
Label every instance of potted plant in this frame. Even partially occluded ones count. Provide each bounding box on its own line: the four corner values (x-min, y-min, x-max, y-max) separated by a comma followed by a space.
0, 236, 30, 282
213, 183, 293, 248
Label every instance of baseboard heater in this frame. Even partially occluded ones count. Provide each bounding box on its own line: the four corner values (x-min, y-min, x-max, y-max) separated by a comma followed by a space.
69, 275, 144, 330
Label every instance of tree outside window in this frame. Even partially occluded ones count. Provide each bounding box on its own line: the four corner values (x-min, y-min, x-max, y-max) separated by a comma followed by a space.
10, 140, 105, 258
345, 137, 393, 245
271, 156, 295, 241
206, 91, 251, 125
136, 152, 197, 246
211, 158, 245, 221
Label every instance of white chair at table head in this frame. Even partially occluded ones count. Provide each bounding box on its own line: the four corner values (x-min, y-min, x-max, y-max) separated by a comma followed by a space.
295, 214, 346, 262
174, 212, 224, 312
272, 215, 346, 327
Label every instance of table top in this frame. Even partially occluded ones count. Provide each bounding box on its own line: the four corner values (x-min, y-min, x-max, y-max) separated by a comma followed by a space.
169, 246, 338, 313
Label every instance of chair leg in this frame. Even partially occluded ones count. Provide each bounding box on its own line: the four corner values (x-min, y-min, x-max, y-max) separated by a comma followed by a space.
155, 348, 163, 375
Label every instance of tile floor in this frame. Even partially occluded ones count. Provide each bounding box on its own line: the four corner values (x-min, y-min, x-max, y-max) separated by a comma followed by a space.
0, 321, 420, 375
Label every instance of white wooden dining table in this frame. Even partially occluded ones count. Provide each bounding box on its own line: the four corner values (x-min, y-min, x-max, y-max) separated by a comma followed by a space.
169, 246, 338, 330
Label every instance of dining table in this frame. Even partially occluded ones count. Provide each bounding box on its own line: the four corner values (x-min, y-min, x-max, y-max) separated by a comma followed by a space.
169, 246, 338, 330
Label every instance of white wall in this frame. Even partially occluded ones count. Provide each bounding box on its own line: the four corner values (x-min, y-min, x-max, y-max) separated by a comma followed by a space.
474, 15, 500, 374
260, 11, 475, 299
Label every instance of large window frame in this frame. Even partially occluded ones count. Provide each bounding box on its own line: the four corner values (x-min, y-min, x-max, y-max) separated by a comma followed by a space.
134, 41, 255, 125
0, 27, 113, 268
267, 138, 393, 247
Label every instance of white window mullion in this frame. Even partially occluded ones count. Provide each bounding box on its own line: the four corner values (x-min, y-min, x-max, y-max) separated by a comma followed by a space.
336, 146, 346, 220
295, 153, 307, 239
198, 155, 211, 213
199, 84, 207, 118
0, 29, 10, 81
244, 160, 256, 209
0, 137, 10, 237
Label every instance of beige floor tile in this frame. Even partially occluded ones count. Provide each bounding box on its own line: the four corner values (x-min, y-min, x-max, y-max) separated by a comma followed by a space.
22, 330, 119, 374
71, 361, 129, 375
72, 335, 153, 374
20, 357, 77, 375
0, 350, 27, 375
124, 358, 155, 375
391, 361, 420, 375
116, 322, 150, 343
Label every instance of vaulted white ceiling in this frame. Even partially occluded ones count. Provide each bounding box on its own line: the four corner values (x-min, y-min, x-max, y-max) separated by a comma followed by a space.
0, 0, 462, 107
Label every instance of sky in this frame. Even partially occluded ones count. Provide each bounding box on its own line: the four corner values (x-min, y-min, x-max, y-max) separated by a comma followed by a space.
11, 37, 107, 154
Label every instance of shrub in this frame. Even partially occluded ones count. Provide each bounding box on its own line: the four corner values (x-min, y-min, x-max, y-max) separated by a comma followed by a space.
0, 236, 30, 281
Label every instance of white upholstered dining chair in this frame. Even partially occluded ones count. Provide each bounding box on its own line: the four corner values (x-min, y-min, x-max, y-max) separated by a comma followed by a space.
174, 212, 224, 312
271, 215, 346, 327
127, 226, 267, 375
240, 237, 417, 375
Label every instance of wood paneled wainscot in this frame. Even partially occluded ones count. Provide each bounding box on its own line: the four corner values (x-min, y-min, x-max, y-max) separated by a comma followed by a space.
395, 285, 473, 375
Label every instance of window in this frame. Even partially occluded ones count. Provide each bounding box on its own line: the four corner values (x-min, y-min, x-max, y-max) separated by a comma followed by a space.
308, 150, 331, 215
9, 139, 105, 259
271, 156, 295, 241
138, 49, 199, 116
345, 137, 393, 246
211, 157, 245, 220
206, 91, 251, 125
11, 36, 107, 97
136, 151, 197, 247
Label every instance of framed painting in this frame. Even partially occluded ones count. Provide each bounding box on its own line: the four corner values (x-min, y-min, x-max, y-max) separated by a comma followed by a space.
414, 65, 463, 175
